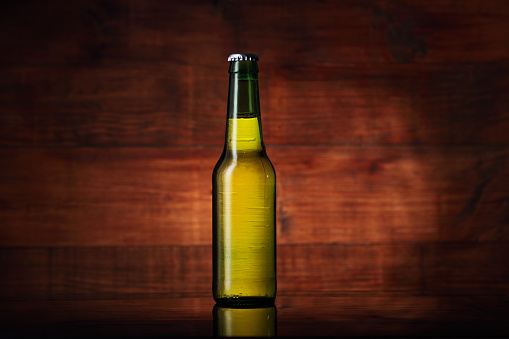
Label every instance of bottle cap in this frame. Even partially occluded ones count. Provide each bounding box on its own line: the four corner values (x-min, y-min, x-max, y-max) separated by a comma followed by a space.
228, 53, 259, 62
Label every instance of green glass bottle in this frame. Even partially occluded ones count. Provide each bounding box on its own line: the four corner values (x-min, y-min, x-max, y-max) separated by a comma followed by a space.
213, 53, 276, 305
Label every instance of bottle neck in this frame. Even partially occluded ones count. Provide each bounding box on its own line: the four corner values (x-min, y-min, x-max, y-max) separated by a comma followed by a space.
225, 60, 264, 153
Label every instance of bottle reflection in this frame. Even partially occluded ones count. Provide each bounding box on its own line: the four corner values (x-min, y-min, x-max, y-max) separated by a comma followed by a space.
213, 303, 277, 337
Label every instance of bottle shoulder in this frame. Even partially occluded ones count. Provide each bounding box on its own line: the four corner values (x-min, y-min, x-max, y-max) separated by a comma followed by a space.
213, 150, 275, 177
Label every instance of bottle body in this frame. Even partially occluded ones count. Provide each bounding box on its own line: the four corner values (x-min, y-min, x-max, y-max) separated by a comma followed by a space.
213, 54, 276, 305
213, 143, 276, 304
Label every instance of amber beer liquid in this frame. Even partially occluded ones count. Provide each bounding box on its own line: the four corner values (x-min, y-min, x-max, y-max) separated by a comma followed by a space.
212, 53, 276, 305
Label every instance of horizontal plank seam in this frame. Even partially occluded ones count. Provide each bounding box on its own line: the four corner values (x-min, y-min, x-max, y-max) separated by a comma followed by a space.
1, 144, 509, 150
1, 241, 508, 250
2, 61, 509, 68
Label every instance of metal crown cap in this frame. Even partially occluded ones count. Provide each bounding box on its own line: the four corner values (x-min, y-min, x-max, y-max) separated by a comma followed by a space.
228, 53, 259, 62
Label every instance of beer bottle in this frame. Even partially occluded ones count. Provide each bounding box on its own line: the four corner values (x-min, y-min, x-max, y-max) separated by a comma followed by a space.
212, 53, 276, 305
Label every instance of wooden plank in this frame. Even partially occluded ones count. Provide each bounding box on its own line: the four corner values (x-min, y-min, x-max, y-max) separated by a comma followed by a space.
273, 146, 509, 244
48, 246, 213, 298
0, 244, 419, 301
0, 148, 215, 247
263, 63, 509, 146
277, 244, 422, 292
1, 0, 508, 67
0, 248, 49, 301
0, 64, 227, 147
1, 63, 508, 146
423, 243, 509, 294
1, 146, 508, 246
1, 243, 508, 301
0, 246, 212, 301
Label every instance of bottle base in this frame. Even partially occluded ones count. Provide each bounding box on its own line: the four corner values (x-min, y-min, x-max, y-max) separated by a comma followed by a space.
214, 296, 275, 307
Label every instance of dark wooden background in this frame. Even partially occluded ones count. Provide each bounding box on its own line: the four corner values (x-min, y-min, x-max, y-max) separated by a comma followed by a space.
1, 0, 509, 302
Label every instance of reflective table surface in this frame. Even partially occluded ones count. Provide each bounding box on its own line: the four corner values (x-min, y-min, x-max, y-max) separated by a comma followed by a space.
1, 293, 508, 337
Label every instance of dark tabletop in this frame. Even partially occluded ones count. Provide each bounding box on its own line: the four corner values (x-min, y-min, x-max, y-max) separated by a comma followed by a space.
1, 293, 508, 337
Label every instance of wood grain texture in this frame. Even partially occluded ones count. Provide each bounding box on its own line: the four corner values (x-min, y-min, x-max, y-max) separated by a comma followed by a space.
1, 147, 508, 246
1, 1, 509, 147
1, 63, 508, 146
0, 248, 49, 300
1, 0, 508, 67
0, 148, 214, 247
2, 243, 508, 301
274, 146, 509, 244
1, 0, 509, 302
0, 64, 226, 147
423, 243, 509, 294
